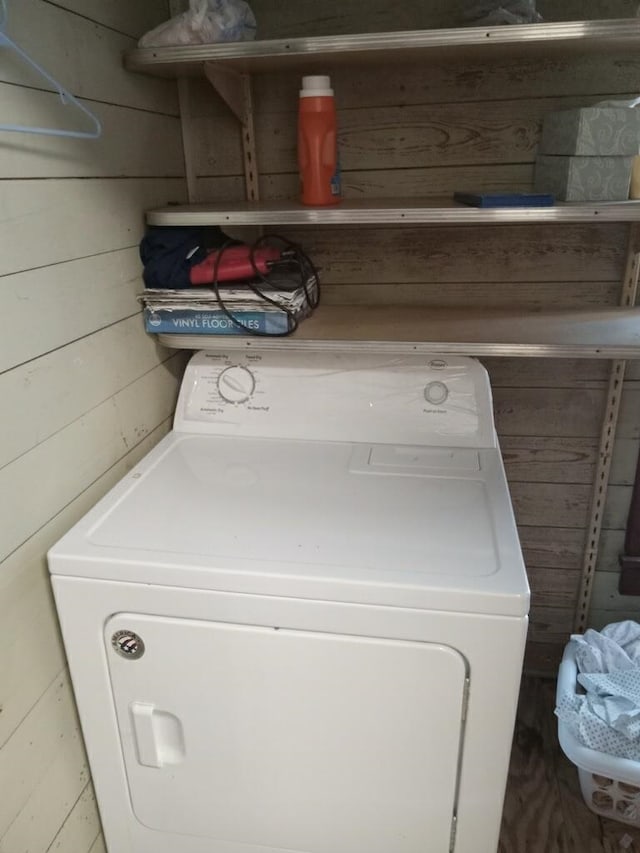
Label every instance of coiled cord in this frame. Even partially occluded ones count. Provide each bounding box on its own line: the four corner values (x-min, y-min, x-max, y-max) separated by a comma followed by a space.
210, 234, 320, 337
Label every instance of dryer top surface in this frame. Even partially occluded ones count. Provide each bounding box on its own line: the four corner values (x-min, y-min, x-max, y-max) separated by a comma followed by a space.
49, 431, 529, 617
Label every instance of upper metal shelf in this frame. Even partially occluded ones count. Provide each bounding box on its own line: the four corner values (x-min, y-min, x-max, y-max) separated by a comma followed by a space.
147, 198, 640, 227
125, 19, 640, 76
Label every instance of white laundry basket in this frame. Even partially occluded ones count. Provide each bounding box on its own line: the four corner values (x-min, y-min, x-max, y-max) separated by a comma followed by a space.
557, 643, 640, 826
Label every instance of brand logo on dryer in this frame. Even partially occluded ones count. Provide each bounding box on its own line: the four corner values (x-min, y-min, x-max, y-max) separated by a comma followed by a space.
111, 630, 145, 660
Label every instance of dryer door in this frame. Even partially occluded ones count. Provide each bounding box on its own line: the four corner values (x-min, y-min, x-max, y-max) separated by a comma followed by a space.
105, 612, 468, 853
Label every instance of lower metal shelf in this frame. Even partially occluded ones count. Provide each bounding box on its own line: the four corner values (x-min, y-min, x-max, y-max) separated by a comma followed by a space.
153, 305, 640, 359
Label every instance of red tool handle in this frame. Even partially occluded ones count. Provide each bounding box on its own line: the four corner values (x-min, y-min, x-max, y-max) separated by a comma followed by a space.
190, 245, 282, 285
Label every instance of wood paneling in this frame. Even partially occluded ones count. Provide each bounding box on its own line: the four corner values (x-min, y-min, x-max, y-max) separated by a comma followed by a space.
610, 437, 640, 485
597, 528, 626, 573
518, 526, 585, 570
0, 2, 185, 852
538, 0, 638, 20
0, 88, 183, 178
45, 783, 101, 853
89, 834, 107, 853
511, 483, 591, 529
187, 55, 640, 115
248, 0, 637, 39
590, 572, 640, 630
0, 676, 91, 853
603, 485, 633, 530
0, 317, 174, 467
45, 0, 170, 39
0, 354, 184, 562
1, 0, 177, 113
197, 166, 536, 202
527, 567, 581, 608
2, 248, 143, 372
193, 94, 629, 177
0, 178, 185, 276
320, 280, 619, 309
618, 384, 640, 438
0, 419, 172, 751
528, 606, 576, 643
190, 56, 640, 190
590, 606, 640, 630
484, 358, 610, 389
494, 389, 605, 438
524, 642, 568, 675
0, 673, 85, 839
0, 560, 65, 749
501, 436, 597, 484
249, 0, 472, 37
281, 225, 626, 285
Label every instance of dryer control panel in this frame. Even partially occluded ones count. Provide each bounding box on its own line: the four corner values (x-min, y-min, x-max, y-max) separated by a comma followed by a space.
174, 350, 496, 448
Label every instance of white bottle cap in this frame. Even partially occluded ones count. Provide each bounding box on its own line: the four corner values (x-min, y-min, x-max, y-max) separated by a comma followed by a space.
300, 75, 334, 98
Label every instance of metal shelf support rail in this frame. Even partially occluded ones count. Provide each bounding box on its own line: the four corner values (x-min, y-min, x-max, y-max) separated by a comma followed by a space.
203, 65, 260, 203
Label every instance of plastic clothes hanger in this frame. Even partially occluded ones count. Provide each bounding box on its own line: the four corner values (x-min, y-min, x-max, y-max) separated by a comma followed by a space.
0, 0, 102, 138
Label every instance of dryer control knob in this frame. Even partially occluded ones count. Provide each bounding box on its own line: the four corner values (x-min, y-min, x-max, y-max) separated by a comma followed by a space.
217, 365, 256, 404
424, 381, 449, 406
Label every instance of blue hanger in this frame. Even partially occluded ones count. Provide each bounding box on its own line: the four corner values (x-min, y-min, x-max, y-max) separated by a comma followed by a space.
0, 0, 102, 139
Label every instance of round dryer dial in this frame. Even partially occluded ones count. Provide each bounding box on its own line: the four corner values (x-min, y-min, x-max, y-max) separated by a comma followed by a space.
424, 381, 449, 406
217, 365, 256, 403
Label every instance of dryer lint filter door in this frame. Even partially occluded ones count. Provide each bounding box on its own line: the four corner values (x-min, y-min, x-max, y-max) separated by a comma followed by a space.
105, 612, 468, 853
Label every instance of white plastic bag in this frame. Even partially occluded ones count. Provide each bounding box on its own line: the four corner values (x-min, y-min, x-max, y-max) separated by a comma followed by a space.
463, 1, 543, 25
138, 0, 256, 48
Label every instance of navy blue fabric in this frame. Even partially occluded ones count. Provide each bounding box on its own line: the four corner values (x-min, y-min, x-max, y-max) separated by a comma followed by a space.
140, 226, 231, 289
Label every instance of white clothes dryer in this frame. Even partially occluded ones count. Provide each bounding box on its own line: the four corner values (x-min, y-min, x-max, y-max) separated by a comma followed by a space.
48, 348, 529, 853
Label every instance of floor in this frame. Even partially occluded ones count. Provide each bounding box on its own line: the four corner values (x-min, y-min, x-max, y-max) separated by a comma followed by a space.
499, 677, 640, 853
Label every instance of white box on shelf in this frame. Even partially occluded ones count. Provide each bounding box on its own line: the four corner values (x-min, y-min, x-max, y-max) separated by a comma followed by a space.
540, 107, 640, 157
535, 154, 633, 202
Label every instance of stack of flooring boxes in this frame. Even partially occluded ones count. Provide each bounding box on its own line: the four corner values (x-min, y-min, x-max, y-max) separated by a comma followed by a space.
535, 105, 640, 201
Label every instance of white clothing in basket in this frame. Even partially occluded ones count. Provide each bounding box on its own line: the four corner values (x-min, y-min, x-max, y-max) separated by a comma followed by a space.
556, 621, 640, 761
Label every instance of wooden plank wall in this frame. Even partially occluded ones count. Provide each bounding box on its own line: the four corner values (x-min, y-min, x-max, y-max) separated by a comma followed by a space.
185, 0, 640, 673
0, 2, 186, 851
246, 0, 639, 37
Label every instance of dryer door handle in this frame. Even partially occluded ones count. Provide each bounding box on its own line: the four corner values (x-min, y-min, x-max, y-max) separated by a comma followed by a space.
130, 702, 186, 768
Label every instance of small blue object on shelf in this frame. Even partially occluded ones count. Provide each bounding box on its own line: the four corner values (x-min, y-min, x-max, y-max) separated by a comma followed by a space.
454, 192, 556, 208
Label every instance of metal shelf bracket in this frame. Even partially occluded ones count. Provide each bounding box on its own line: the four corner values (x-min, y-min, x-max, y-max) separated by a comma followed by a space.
203, 64, 260, 202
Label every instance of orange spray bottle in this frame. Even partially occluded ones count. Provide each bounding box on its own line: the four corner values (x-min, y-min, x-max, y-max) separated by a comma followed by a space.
298, 75, 341, 206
